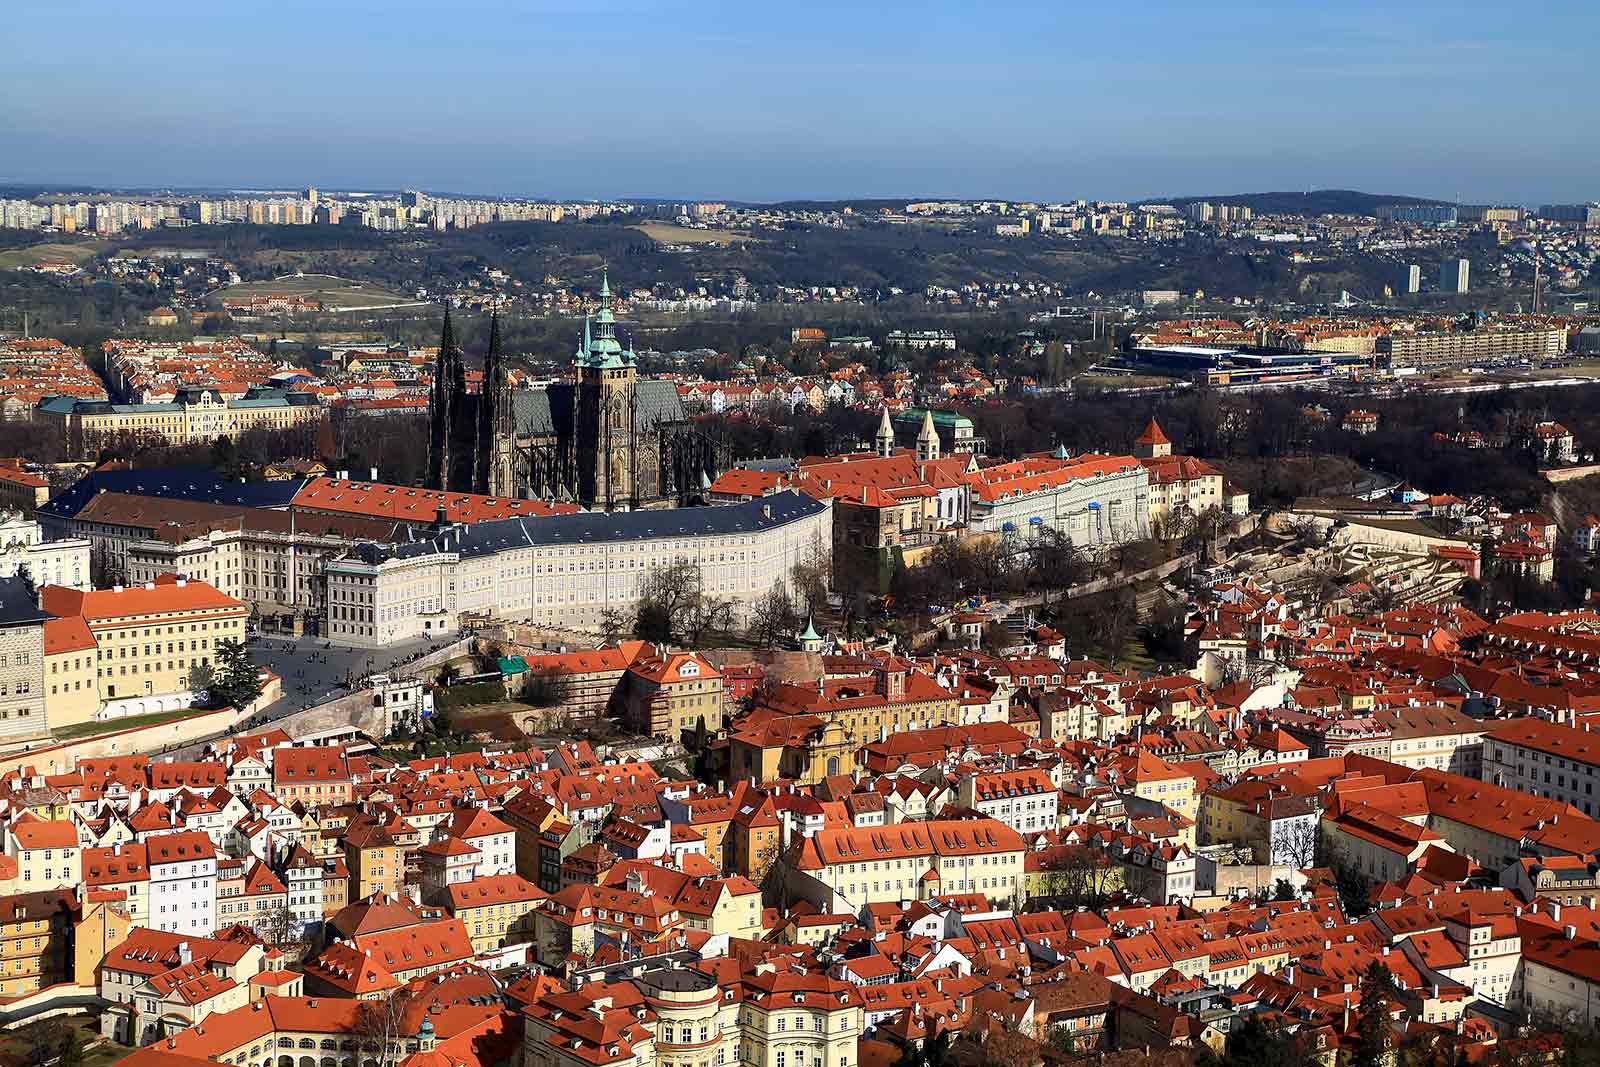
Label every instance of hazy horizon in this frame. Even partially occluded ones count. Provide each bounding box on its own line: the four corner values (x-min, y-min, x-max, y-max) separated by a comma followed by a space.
3, 0, 1595, 206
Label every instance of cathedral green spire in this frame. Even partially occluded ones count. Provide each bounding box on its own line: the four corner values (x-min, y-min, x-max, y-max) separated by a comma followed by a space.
576, 266, 633, 370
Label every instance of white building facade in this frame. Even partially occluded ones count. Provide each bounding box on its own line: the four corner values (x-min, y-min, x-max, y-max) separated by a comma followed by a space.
323, 492, 832, 647
146, 831, 218, 936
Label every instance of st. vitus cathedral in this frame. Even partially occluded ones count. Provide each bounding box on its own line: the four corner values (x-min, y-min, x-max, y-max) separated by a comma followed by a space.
426, 269, 722, 510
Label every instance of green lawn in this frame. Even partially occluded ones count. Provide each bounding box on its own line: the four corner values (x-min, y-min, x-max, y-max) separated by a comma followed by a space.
0, 1013, 130, 1067
214, 273, 412, 308
54, 706, 206, 739
1078, 635, 1170, 674
431, 680, 506, 711
376, 737, 487, 763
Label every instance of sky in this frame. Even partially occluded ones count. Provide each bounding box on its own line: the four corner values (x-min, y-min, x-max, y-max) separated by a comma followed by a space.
2, 0, 1595, 205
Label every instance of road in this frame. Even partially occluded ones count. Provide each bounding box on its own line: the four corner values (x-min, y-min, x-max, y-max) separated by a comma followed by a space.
245, 632, 462, 724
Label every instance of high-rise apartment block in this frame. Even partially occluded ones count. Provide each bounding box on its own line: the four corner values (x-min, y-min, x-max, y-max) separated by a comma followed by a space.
1441, 258, 1470, 294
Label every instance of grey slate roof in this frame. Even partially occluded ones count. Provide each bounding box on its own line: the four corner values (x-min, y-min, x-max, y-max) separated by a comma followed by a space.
511, 390, 554, 437
632, 379, 685, 429
0, 575, 50, 628
509, 380, 685, 439
344, 490, 826, 566
39, 387, 317, 417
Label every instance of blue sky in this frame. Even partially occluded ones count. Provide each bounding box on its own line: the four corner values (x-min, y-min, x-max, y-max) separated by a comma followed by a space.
2, 0, 1594, 204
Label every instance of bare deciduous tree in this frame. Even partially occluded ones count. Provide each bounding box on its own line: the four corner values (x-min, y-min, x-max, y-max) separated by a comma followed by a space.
788, 532, 831, 616
354, 988, 415, 1067
746, 584, 800, 649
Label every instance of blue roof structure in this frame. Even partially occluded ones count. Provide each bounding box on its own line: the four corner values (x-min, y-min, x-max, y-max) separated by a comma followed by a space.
0, 575, 51, 629
38, 467, 308, 522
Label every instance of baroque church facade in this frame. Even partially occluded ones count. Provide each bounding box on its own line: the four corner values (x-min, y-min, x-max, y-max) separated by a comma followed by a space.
426, 270, 721, 510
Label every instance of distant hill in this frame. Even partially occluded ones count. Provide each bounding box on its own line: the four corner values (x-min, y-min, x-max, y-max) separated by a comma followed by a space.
1148, 189, 1450, 217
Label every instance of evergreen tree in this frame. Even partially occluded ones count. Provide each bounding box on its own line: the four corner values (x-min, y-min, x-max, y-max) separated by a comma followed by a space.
210, 435, 241, 479
57, 1026, 85, 1067
208, 639, 264, 711
315, 416, 338, 462
1351, 962, 1398, 1067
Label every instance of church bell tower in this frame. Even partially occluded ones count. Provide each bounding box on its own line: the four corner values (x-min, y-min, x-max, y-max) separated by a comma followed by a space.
574, 268, 638, 509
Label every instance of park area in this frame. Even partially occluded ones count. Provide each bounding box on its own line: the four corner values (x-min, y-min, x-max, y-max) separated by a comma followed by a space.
211, 272, 417, 309
632, 222, 759, 246
0, 240, 105, 270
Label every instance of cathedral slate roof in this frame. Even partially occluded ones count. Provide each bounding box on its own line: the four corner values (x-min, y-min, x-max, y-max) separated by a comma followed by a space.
632, 379, 686, 428
511, 390, 554, 437
510, 380, 685, 439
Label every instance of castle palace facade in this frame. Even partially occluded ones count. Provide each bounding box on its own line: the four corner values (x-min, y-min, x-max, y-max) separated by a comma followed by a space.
426, 271, 721, 510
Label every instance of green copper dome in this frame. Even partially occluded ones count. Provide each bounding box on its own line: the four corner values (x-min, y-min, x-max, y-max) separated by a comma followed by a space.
575, 266, 636, 370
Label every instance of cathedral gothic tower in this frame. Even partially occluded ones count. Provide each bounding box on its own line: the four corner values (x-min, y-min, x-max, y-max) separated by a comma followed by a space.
573, 268, 640, 510
426, 307, 514, 496
427, 269, 717, 509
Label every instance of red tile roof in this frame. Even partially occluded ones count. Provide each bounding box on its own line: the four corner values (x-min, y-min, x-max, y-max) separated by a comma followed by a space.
41, 574, 243, 621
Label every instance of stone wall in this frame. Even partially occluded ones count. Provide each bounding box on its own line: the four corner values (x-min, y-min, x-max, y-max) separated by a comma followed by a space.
262, 688, 392, 742
0, 676, 282, 777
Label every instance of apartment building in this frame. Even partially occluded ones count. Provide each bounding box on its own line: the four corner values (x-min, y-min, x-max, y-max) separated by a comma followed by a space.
964, 452, 1151, 547
521, 969, 861, 1067
788, 818, 1026, 912
0, 467, 51, 513
97, 927, 266, 1045
954, 768, 1059, 835
1376, 327, 1565, 369
1373, 704, 1485, 778
0, 888, 74, 996
1482, 717, 1600, 816
146, 830, 218, 936
444, 873, 547, 952
43, 615, 98, 733
82, 842, 150, 924
4, 817, 78, 891
0, 576, 48, 743
37, 387, 321, 457
0, 513, 90, 590
620, 651, 725, 739
40, 574, 247, 712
